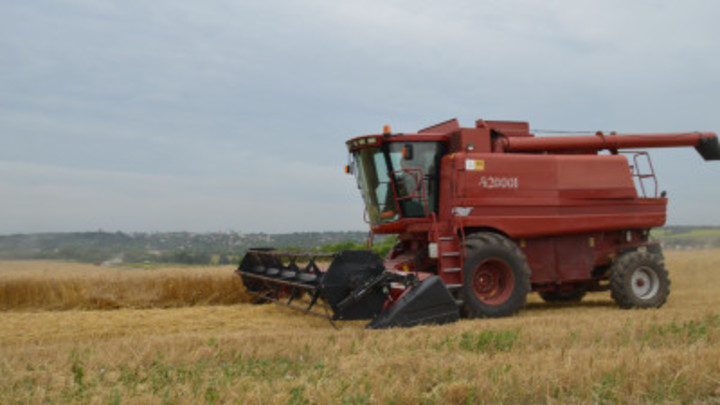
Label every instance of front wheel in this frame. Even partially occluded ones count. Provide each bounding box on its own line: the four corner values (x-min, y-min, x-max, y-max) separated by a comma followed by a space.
610, 251, 670, 309
461, 233, 531, 318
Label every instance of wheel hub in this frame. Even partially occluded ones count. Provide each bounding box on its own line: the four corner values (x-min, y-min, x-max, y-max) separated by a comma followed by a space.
631, 266, 660, 299
472, 259, 515, 305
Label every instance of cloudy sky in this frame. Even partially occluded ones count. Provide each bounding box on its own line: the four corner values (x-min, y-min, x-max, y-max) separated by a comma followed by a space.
1, 0, 719, 234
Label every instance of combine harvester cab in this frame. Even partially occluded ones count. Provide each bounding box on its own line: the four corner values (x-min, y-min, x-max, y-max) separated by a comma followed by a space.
237, 118, 719, 329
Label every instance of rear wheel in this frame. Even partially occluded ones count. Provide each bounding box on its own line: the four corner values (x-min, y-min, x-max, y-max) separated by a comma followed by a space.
610, 251, 669, 309
461, 233, 531, 318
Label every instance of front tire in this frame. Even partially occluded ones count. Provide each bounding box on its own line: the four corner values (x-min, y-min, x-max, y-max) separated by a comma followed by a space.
461, 233, 531, 318
610, 251, 670, 309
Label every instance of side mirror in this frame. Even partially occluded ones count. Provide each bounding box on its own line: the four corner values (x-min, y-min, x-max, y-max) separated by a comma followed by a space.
402, 144, 414, 160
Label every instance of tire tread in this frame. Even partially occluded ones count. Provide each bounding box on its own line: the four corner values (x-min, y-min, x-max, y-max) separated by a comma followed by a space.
610, 250, 670, 309
461, 232, 531, 317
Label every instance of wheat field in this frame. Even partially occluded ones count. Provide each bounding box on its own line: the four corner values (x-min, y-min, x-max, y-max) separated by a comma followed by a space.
1, 251, 720, 404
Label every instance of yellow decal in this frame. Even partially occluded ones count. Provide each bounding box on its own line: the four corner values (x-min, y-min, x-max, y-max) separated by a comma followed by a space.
465, 159, 485, 171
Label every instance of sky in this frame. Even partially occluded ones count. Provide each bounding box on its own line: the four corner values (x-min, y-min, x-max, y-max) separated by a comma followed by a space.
1, 0, 719, 234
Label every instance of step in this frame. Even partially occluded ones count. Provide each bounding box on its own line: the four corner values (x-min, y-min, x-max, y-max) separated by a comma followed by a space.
438, 236, 455, 241
446, 284, 462, 289
442, 267, 461, 273
442, 252, 460, 257
455, 299, 464, 306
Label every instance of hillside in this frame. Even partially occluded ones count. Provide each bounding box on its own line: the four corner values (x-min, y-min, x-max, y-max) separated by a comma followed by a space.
652, 226, 720, 249
0, 226, 718, 265
0, 231, 370, 264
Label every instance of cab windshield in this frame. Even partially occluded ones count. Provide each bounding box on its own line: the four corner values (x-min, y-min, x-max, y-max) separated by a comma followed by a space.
351, 141, 443, 225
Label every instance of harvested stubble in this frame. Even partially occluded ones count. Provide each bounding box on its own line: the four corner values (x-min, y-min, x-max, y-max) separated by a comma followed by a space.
1, 250, 720, 404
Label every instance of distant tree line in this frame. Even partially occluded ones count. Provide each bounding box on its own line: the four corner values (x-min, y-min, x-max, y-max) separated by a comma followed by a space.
0, 231, 390, 265
2, 226, 717, 265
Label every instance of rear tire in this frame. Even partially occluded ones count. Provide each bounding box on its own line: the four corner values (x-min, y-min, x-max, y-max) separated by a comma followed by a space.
461, 233, 531, 318
610, 251, 669, 309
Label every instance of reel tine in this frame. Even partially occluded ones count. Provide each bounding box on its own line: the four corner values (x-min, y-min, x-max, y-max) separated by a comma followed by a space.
237, 249, 339, 320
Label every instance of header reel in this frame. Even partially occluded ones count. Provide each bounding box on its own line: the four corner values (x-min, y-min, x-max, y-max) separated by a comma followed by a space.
236, 249, 459, 329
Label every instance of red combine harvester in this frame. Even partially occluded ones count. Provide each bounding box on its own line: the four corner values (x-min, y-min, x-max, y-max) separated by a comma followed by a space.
237, 118, 719, 328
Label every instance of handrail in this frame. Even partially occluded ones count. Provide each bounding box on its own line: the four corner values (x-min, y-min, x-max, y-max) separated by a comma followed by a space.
621, 151, 658, 198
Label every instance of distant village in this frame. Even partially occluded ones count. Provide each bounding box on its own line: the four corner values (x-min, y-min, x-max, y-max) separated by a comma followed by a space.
0, 230, 371, 264
0, 226, 717, 265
